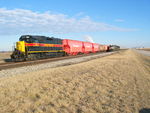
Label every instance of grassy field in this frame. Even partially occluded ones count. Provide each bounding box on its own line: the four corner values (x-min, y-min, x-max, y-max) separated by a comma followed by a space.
0, 52, 12, 63
138, 48, 150, 51
0, 50, 150, 113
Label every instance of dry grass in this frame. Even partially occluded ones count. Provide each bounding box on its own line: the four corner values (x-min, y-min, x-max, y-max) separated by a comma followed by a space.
138, 48, 150, 51
0, 50, 150, 113
0, 52, 12, 63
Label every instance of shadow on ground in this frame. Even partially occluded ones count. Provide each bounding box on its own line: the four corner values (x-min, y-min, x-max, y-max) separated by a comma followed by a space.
139, 108, 150, 113
3, 59, 12, 62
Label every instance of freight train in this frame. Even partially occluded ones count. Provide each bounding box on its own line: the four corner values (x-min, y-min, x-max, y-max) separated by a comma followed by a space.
11, 35, 118, 61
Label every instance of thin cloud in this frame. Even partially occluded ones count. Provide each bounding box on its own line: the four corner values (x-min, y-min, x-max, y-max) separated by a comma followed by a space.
0, 8, 136, 35
115, 19, 125, 22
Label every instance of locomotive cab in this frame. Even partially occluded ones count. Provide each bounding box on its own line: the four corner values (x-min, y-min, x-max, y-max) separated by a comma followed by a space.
19, 35, 39, 43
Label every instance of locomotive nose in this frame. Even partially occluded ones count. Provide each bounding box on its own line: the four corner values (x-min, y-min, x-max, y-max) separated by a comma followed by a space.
11, 49, 25, 62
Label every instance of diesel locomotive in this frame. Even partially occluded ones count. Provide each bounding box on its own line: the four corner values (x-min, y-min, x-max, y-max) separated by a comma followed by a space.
11, 35, 65, 61
11, 35, 118, 61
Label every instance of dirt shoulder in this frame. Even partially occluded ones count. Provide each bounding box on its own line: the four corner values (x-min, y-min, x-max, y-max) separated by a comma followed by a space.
0, 50, 150, 113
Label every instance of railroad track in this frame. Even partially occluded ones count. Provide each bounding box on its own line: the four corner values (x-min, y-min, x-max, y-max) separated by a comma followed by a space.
0, 55, 80, 71
0, 51, 121, 71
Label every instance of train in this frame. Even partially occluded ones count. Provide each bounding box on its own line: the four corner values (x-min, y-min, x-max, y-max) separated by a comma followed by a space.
11, 35, 119, 61
109, 45, 120, 51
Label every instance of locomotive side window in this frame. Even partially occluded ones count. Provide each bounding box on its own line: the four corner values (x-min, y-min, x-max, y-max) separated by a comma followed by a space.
47, 38, 53, 44
34, 40, 39, 43
32, 38, 39, 43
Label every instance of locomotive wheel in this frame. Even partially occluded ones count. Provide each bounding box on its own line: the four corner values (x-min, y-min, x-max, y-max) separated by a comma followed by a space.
27, 54, 37, 61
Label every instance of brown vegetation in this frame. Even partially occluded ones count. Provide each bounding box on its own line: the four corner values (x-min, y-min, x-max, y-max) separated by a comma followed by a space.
0, 50, 150, 113
0, 52, 11, 63
138, 48, 150, 51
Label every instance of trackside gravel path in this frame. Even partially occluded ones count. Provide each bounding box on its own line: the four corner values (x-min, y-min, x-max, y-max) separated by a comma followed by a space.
0, 52, 115, 77
0, 50, 150, 113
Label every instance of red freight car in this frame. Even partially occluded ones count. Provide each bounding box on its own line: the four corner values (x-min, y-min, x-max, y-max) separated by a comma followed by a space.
104, 45, 109, 51
92, 43, 100, 53
83, 42, 93, 53
99, 45, 109, 52
99, 45, 106, 52
63, 39, 83, 55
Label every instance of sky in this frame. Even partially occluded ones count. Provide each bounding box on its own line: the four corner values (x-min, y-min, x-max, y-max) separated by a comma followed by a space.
0, 0, 150, 51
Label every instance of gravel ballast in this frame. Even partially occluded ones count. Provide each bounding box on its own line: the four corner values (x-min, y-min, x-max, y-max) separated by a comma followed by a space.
0, 52, 115, 78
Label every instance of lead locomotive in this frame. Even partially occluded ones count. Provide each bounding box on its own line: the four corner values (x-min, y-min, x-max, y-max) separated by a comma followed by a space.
11, 35, 65, 61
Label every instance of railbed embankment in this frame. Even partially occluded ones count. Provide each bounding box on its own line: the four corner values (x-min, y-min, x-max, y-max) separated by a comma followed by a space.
0, 49, 149, 113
